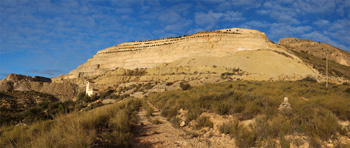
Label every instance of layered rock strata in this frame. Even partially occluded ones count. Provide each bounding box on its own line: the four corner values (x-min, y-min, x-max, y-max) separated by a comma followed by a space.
67, 28, 279, 78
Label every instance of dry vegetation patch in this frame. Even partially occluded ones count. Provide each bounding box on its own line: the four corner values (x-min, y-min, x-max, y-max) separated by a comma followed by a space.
147, 80, 350, 147
0, 99, 141, 148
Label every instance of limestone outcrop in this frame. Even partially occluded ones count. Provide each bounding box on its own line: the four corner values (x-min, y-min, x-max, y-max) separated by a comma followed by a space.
279, 37, 350, 66
66, 28, 291, 79
0, 74, 78, 100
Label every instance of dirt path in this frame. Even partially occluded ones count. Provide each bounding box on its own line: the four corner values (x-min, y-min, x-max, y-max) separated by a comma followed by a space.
131, 102, 209, 148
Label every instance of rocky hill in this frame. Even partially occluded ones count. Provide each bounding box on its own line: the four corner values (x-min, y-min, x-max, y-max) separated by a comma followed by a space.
1, 28, 350, 100
280, 37, 350, 79
279, 37, 350, 66
0, 74, 78, 100
65, 28, 316, 79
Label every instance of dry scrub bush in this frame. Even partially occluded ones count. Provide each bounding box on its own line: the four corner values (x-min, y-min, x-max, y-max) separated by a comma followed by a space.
196, 116, 213, 129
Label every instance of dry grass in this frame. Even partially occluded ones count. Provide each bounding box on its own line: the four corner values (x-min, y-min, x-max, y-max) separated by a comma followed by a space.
0, 99, 140, 148
147, 80, 350, 146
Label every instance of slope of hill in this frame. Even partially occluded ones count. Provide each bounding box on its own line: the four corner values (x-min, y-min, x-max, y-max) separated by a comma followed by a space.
279, 37, 350, 79
279, 37, 350, 66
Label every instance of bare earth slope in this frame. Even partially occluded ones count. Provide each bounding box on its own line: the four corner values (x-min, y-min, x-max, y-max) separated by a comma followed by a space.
165, 50, 316, 77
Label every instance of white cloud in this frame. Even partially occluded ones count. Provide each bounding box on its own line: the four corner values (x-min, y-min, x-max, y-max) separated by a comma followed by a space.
240, 21, 270, 29
222, 11, 245, 22
268, 23, 312, 40
313, 20, 330, 27
230, 0, 263, 8
195, 11, 223, 29
158, 11, 183, 24
336, 0, 350, 16
329, 19, 350, 43
301, 31, 349, 51
270, 12, 300, 24
195, 10, 244, 29
297, 0, 336, 14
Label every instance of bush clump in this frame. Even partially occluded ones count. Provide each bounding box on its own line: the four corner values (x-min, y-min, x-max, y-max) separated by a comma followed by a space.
180, 81, 191, 90
196, 116, 213, 129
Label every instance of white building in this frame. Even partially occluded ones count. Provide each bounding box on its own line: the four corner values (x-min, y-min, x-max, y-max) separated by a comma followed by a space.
86, 81, 96, 96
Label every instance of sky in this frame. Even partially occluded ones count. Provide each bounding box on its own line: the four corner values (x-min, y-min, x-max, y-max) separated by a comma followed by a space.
0, 0, 349, 79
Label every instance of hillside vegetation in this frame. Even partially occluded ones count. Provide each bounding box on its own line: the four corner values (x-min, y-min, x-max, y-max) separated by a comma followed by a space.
147, 80, 350, 147
0, 99, 141, 148
1, 80, 349, 147
290, 50, 350, 79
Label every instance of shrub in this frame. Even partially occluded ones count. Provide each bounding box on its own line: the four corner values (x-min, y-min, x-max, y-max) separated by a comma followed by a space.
280, 136, 291, 148
170, 117, 181, 128
166, 82, 174, 86
292, 105, 342, 140
196, 116, 213, 129
160, 107, 178, 120
219, 119, 239, 136
186, 107, 202, 121
345, 88, 350, 93
300, 76, 317, 82
240, 101, 260, 120
213, 101, 231, 115
235, 128, 257, 147
77, 91, 86, 100
146, 107, 153, 117
180, 81, 191, 90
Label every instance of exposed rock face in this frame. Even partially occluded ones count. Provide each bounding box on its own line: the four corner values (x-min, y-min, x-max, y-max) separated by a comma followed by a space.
66, 28, 281, 78
0, 74, 78, 100
279, 37, 350, 66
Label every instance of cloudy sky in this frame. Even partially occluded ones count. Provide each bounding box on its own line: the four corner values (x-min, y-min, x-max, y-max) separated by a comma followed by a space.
0, 0, 349, 79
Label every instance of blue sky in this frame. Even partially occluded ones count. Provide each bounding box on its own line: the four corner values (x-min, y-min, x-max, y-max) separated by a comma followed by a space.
0, 0, 349, 79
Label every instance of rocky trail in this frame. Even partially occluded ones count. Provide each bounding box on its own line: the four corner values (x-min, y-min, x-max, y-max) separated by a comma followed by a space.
131, 102, 209, 148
